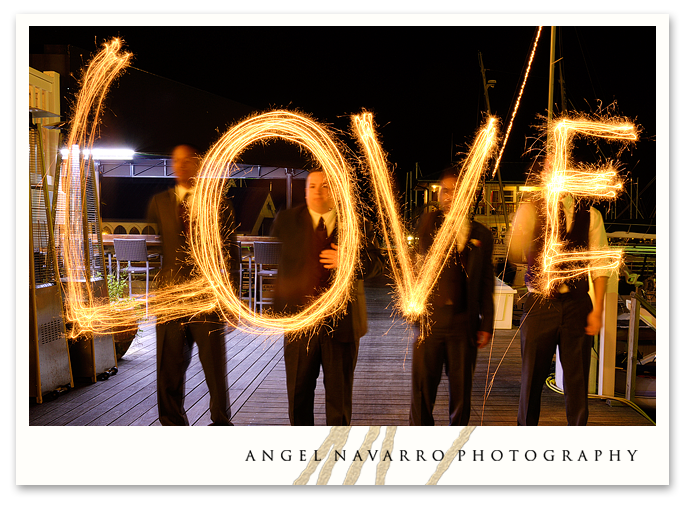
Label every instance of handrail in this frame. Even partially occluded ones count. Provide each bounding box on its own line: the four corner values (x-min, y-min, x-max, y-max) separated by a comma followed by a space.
630, 291, 656, 318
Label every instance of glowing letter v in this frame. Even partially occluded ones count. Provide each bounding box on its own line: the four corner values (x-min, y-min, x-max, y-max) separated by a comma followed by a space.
353, 113, 498, 323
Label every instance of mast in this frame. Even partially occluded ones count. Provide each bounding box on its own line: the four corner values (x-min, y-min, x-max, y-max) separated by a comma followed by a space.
547, 26, 557, 151
478, 51, 509, 230
558, 29, 568, 112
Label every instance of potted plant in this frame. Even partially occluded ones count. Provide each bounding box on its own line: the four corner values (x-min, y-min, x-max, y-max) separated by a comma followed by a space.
107, 272, 144, 359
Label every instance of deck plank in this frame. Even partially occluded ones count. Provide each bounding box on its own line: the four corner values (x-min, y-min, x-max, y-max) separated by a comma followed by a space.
29, 275, 654, 427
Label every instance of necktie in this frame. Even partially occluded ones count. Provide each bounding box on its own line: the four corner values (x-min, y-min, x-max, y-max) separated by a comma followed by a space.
179, 192, 191, 237
315, 217, 332, 291
554, 203, 569, 295
316, 217, 328, 246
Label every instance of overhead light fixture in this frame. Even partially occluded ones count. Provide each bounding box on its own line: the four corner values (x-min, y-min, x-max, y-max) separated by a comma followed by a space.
60, 146, 135, 160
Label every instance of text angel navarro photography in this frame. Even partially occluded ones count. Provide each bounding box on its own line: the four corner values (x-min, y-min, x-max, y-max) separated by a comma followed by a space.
244, 448, 640, 463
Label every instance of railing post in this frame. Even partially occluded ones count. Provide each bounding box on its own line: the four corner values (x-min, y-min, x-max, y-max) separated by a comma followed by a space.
626, 292, 641, 401
598, 272, 618, 396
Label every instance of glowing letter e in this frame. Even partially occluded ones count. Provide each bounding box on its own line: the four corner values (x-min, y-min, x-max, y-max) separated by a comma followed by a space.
539, 117, 638, 294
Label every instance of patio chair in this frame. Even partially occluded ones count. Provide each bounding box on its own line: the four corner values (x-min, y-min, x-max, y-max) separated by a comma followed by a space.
229, 241, 254, 309
113, 238, 156, 315
253, 241, 282, 315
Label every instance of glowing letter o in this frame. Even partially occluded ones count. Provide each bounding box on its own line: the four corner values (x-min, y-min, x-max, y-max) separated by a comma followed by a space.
190, 111, 361, 335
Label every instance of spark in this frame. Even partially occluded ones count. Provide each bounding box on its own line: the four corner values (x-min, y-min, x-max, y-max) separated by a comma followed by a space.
57, 39, 232, 341
65, 110, 362, 339
55, 41, 244, 339
492, 26, 543, 178
56, 38, 133, 335
535, 116, 638, 294
192, 110, 362, 337
353, 112, 498, 323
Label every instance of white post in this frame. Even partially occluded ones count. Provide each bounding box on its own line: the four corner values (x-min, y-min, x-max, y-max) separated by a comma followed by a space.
598, 272, 618, 396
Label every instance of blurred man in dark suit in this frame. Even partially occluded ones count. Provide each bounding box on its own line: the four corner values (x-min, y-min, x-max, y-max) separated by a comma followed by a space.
409, 167, 495, 426
270, 170, 383, 426
147, 144, 235, 426
509, 157, 609, 426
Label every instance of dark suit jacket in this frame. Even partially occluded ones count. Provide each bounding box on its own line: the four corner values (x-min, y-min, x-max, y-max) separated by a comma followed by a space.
147, 187, 237, 287
417, 211, 495, 339
270, 204, 383, 342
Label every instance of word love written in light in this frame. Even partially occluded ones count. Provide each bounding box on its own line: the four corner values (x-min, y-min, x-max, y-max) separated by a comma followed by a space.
59, 39, 638, 338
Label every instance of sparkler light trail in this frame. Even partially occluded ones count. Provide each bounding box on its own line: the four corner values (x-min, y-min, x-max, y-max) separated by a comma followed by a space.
58, 38, 132, 332
491, 26, 543, 178
57, 39, 238, 340
57, 40, 358, 338
353, 112, 498, 323
192, 111, 362, 337
66, 110, 362, 339
60, 41, 633, 344
535, 116, 638, 295
479, 114, 639, 423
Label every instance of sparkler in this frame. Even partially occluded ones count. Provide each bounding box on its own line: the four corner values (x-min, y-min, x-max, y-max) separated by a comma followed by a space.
191, 111, 362, 337
60, 40, 635, 343
491, 26, 543, 178
58, 38, 235, 340
535, 116, 638, 294
479, 114, 639, 421
58, 38, 133, 335
66, 109, 362, 338
353, 112, 498, 322
56, 40, 241, 339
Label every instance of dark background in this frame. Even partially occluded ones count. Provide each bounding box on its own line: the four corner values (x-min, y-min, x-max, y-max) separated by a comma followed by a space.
29, 24, 657, 222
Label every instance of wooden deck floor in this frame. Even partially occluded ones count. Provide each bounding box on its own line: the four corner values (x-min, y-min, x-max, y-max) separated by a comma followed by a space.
29, 275, 654, 426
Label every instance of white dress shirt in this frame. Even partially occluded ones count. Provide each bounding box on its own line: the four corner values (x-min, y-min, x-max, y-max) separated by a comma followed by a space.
307, 207, 337, 236
514, 193, 610, 291
175, 185, 192, 206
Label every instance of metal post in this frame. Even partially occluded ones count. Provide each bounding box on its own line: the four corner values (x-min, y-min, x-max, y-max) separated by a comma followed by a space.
285, 168, 293, 209
626, 292, 640, 401
556, 28, 567, 114
495, 164, 509, 231
414, 163, 419, 212
479, 52, 493, 115
405, 170, 410, 222
614, 197, 617, 221
478, 51, 509, 230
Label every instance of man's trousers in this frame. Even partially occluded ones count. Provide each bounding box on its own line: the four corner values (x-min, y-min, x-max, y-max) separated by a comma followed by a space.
409, 309, 477, 426
156, 315, 232, 426
518, 292, 593, 426
283, 327, 359, 426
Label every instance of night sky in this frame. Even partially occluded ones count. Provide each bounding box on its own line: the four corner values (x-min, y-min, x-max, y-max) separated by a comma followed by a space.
29, 23, 657, 215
